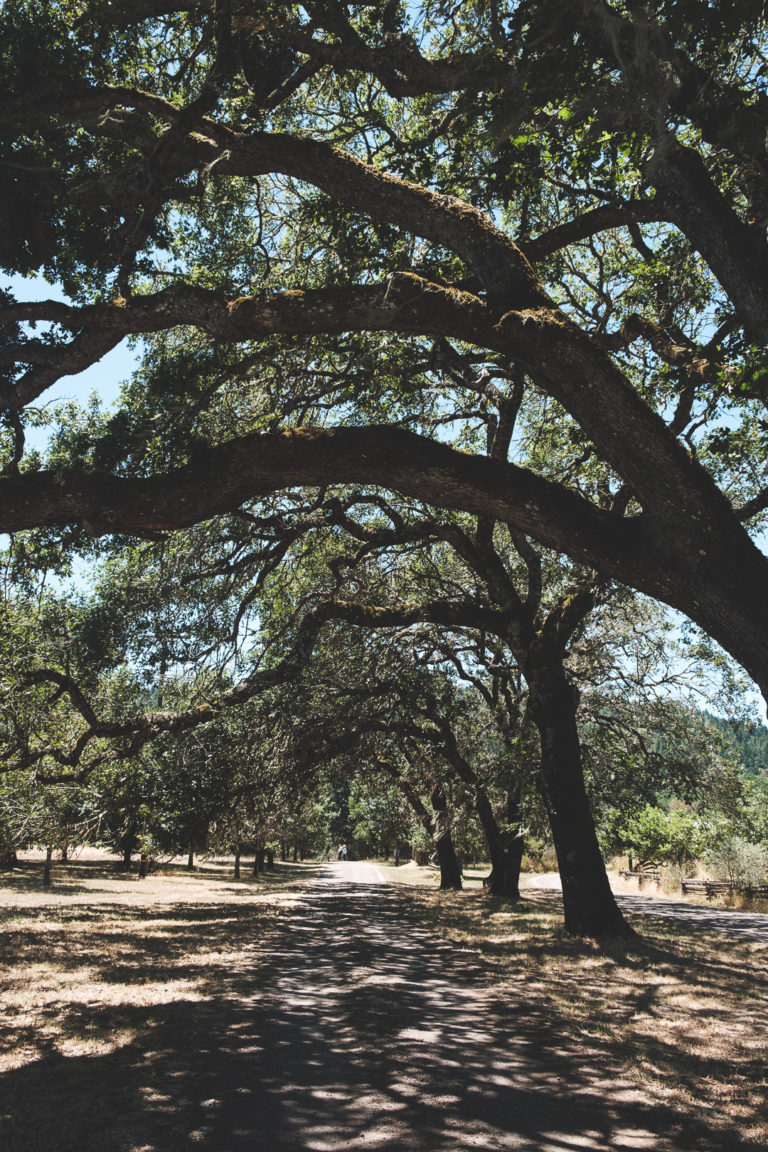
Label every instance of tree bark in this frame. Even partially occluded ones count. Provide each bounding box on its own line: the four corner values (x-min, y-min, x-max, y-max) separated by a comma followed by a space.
266, 849, 275, 871
526, 661, 631, 937
430, 783, 463, 890
234, 850, 241, 879
436, 723, 517, 897
186, 850, 194, 870
435, 832, 463, 890
380, 756, 463, 891
478, 790, 524, 900
485, 780, 526, 900
120, 824, 137, 871
485, 837, 525, 899
646, 139, 768, 343
43, 845, 53, 888
484, 787, 525, 901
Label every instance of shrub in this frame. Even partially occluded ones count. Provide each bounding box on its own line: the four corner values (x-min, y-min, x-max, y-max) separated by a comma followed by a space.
706, 837, 768, 887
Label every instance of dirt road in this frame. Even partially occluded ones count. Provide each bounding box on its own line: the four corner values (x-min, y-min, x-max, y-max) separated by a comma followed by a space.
613, 892, 768, 942
196, 862, 751, 1151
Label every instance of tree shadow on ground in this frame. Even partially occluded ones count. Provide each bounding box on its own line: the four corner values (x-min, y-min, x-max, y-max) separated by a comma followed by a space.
0, 868, 763, 1152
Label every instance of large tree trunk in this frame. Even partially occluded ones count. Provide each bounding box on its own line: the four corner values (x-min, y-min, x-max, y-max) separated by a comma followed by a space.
526, 662, 631, 937
485, 827, 525, 899
481, 784, 525, 900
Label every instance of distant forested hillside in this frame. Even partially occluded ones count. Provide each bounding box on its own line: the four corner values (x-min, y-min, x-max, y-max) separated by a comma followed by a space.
708, 715, 768, 788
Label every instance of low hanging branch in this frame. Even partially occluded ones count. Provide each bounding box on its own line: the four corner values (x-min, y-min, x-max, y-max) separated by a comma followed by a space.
9, 587, 513, 774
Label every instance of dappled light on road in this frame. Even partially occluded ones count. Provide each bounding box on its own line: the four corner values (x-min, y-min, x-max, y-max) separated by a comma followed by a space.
196, 863, 752, 1151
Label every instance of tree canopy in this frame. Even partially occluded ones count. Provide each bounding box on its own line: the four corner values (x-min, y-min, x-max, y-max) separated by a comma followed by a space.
2, 0, 768, 936
1, 0, 767, 693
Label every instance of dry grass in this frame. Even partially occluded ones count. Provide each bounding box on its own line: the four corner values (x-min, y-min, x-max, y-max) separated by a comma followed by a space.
394, 881, 768, 1148
0, 853, 318, 1152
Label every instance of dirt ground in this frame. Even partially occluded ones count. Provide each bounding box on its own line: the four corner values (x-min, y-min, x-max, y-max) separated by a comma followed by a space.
0, 856, 766, 1151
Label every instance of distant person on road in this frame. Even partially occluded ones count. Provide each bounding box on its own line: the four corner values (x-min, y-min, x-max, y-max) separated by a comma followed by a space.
338, 843, 348, 861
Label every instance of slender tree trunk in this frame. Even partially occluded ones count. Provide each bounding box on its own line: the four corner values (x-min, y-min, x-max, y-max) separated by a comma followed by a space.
187, 850, 194, 870
234, 850, 241, 880
120, 824, 137, 871
256, 847, 266, 874
526, 662, 631, 937
43, 845, 53, 887
378, 756, 462, 891
480, 799, 524, 899
60, 845, 68, 863
436, 832, 463, 889
437, 727, 517, 897
280, 841, 287, 861
266, 849, 275, 871
430, 783, 463, 890
292, 844, 298, 862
